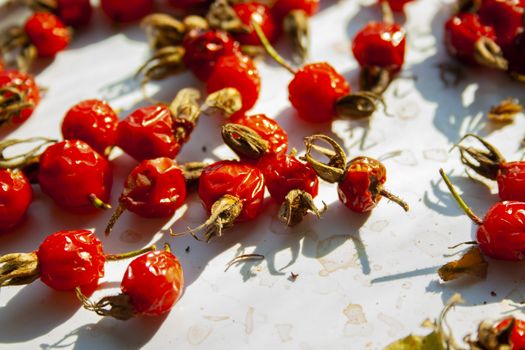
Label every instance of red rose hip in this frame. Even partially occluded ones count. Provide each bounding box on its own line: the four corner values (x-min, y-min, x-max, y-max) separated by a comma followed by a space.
101, 0, 153, 22
232, 2, 279, 46
0, 169, 32, 231
0, 70, 40, 126
24, 12, 71, 57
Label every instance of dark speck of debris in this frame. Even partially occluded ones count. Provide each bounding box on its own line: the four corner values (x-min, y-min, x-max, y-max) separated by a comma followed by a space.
185, 246, 190, 253
202, 146, 207, 152
483, 301, 487, 304
491, 291, 497, 297
289, 272, 299, 281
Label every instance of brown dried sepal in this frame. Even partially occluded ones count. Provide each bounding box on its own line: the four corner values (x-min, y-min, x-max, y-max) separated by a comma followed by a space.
303, 134, 347, 183
473, 37, 508, 71
170, 88, 201, 141
0, 136, 56, 170
141, 14, 187, 50
466, 319, 514, 350
487, 98, 523, 123
283, 9, 309, 64
203, 87, 243, 116
359, 66, 392, 95
438, 246, 488, 282
180, 161, 208, 187
183, 15, 209, 31
0, 25, 36, 72
456, 0, 482, 13
335, 91, 385, 119
510, 71, 525, 83
0, 86, 34, 127
221, 123, 269, 159
76, 288, 136, 321
206, 0, 250, 33
456, 133, 505, 181
24, 0, 57, 11
0, 252, 39, 287
189, 194, 243, 242
136, 46, 186, 83
279, 189, 325, 227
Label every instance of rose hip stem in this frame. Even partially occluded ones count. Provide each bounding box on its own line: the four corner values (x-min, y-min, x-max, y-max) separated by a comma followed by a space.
77, 243, 184, 320
0, 229, 155, 291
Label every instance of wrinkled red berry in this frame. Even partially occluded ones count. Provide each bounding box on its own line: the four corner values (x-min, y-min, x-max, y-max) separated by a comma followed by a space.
288, 62, 350, 123
233, 2, 279, 45
0, 70, 40, 125
24, 12, 70, 57
61, 99, 119, 155
505, 32, 525, 75
230, 113, 288, 156
478, 0, 524, 47
55, 0, 93, 27
38, 140, 113, 213
0, 169, 32, 231
183, 29, 240, 82
100, 0, 153, 22
272, 0, 319, 22
378, 0, 415, 12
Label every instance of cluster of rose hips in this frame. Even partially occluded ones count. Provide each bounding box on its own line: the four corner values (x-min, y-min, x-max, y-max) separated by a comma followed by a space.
445, 0, 525, 80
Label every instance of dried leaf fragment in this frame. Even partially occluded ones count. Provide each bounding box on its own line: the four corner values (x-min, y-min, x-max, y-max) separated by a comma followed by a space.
438, 246, 488, 282
488, 98, 522, 123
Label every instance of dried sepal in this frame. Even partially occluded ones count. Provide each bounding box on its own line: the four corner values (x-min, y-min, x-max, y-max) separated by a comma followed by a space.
23, 0, 57, 11
473, 38, 508, 71
438, 246, 488, 282
0, 252, 40, 287
335, 91, 386, 119
206, 0, 249, 33
303, 134, 347, 183
203, 87, 243, 116
0, 136, 56, 169
169, 87, 201, 125
136, 46, 186, 83
455, 133, 505, 181
278, 189, 326, 227
359, 66, 392, 95
141, 14, 186, 50
510, 72, 525, 84
487, 98, 522, 123
466, 318, 515, 350
456, 0, 482, 13
0, 86, 34, 126
283, 9, 309, 64
183, 15, 209, 31
76, 288, 136, 321
180, 161, 208, 187
0, 25, 35, 72
221, 123, 269, 159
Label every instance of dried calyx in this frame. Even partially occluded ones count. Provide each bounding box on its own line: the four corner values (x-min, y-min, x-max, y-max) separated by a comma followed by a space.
487, 98, 522, 123
136, 46, 186, 83
303, 134, 347, 183
180, 161, 209, 187
203, 87, 243, 116
438, 246, 488, 282
283, 10, 309, 64
221, 123, 269, 159
206, 0, 249, 33
0, 252, 39, 287
473, 38, 508, 71
141, 14, 188, 50
279, 189, 326, 226
456, 0, 482, 13
359, 66, 392, 95
335, 91, 387, 119
0, 86, 34, 126
0, 137, 56, 170
454, 133, 505, 181
21, 0, 57, 12
466, 318, 516, 349
170, 87, 201, 142
0, 26, 37, 72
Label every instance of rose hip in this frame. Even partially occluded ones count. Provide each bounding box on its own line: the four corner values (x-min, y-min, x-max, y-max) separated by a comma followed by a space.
0, 169, 32, 231
38, 140, 113, 213
232, 2, 279, 46
478, 0, 524, 47
100, 0, 153, 23
61, 99, 119, 156
24, 12, 71, 57
493, 318, 525, 349
55, 0, 93, 27
377, 0, 414, 12
272, 0, 319, 22
0, 70, 40, 126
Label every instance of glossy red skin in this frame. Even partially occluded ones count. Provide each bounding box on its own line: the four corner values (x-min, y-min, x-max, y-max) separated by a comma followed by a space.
198, 160, 265, 222
167, 0, 210, 9
378, 0, 414, 12
337, 157, 386, 213
56, 0, 93, 27
0, 169, 32, 231
121, 250, 183, 316
476, 201, 525, 261
272, 0, 319, 23
0, 70, 40, 124
233, 2, 279, 46
24, 12, 70, 57
479, 0, 524, 47
495, 318, 525, 350
444, 13, 497, 64
37, 230, 105, 292
183, 29, 240, 82
505, 31, 525, 75
230, 114, 288, 156
207, 53, 261, 114
38, 140, 113, 213
495, 162, 525, 201
116, 105, 186, 162
120, 158, 187, 218
258, 154, 318, 203
100, 0, 153, 23
352, 22, 406, 70
61, 99, 119, 155
288, 62, 350, 123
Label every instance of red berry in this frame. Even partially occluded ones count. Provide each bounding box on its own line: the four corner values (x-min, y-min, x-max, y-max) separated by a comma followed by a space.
182, 29, 240, 82
0, 169, 32, 231
116, 105, 181, 161
0, 70, 40, 125
24, 12, 70, 57
259, 153, 318, 203
167, 0, 209, 8
121, 250, 184, 316
272, 0, 319, 23
55, 0, 93, 27
100, 0, 153, 23
37, 230, 105, 292
478, 0, 524, 47
207, 53, 261, 114
38, 140, 113, 213
199, 160, 265, 222
495, 318, 525, 349
378, 0, 414, 12
444, 13, 497, 64
61, 99, 119, 155
230, 114, 288, 156
233, 2, 279, 46
120, 158, 187, 218
288, 62, 350, 123
505, 32, 525, 75
352, 22, 406, 71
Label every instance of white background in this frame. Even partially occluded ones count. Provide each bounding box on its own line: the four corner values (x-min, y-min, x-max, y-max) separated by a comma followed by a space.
1, 0, 525, 349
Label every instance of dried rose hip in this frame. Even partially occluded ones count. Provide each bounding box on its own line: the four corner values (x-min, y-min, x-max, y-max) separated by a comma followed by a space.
0, 70, 40, 126
100, 0, 153, 23
0, 169, 32, 231
78, 244, 183, 320
440, 169, 525, 261
38, 140, 113, 213
61, 99, 119, 156
232, 2, 279, 46
0, 230, 153, 293
304, 135, 409, 213
478, 0, 524, 47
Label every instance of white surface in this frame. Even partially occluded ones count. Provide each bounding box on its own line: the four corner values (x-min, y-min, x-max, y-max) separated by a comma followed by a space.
1, 0, 525, 349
